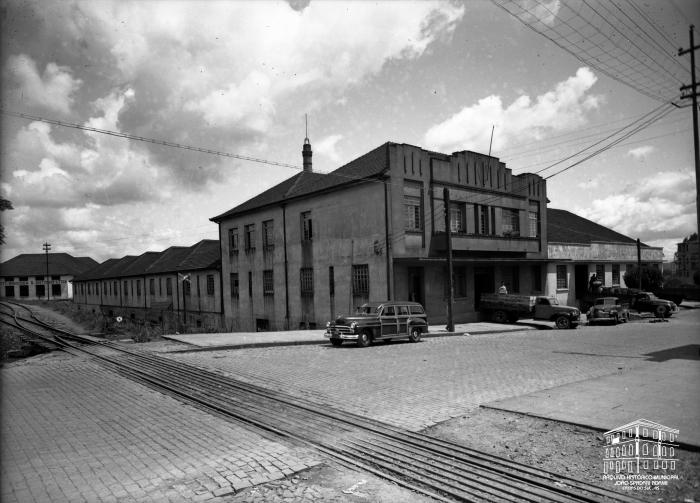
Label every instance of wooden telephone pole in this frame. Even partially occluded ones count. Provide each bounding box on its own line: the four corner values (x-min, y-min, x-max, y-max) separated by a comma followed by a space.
679, 25, 700, 251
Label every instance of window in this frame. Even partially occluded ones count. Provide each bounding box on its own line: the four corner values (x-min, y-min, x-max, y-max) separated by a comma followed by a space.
404, 182, 422, 232
612, 264, 620, 285
529, 202, 540, 238
450, 203, 466, 233
184, 279, 191, 296
352, 264, 370, 296
248, 271, 253, 297
114, 281, 119, 296
596, 264, 605, 284
166, 277, 172, 295
149, 278, 155, 295
36, 276, 45, 298
124, 281, 129, 297
502, 209, 520, 236
300, 268, 313, 295
244, 224, 256, 252
229, 227, 239, 254
301, 212, 313, 241
262, 220, 274, 251
230, 273, 239, 298
206, 275, 215, 295
556, 265, 568, 289
329, 266, 335, 296
136, 279, 142, 296
263, 270, 274, 296
477, 205, 489, 235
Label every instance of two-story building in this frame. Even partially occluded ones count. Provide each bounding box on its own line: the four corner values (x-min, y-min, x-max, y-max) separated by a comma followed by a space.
211, 140, 549, 331
72, 239, 222, 330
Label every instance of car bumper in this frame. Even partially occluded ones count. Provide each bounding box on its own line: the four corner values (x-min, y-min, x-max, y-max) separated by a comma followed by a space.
324, 331, 359, 340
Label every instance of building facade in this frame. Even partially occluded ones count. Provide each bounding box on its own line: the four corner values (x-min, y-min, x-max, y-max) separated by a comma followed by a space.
72, 240, 222, 330
674, 234, 699, 284
0, 253, 98, 301
211, 141, 549, 331
546, 209, 664, 308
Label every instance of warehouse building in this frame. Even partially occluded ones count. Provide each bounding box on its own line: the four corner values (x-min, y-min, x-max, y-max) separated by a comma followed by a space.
72, 240, 222, 330
0, 253, 98, 301
211, 139, 549, 330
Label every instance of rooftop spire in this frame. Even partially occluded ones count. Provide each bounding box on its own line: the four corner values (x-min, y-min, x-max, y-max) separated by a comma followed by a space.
302, 113, 312, 172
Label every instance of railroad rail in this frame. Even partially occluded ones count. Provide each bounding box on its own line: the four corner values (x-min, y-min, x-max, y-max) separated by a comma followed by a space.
1, 301, 643, 503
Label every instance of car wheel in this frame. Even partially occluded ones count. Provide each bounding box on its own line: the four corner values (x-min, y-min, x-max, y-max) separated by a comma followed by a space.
408, 327, 422, 343
555, 315, 571, 329
654, 305, 667, 319
357, 330, 371, 347
330, 338, 343, 347
492, 310, 508, 323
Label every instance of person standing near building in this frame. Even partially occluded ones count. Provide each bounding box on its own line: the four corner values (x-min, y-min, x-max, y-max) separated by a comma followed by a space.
498, 281, 508, 295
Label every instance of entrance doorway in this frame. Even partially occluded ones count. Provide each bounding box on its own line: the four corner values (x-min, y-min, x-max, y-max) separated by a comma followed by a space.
408, 267, 424, 305
474, 266, 495, 310
575, 264, 589, 303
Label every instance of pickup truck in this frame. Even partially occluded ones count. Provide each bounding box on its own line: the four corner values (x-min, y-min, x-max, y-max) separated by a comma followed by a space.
480, 293, 581, 329
324, 301, 429, 347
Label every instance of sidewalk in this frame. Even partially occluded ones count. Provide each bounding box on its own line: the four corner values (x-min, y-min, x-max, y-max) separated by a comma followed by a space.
162, 320, 537, 350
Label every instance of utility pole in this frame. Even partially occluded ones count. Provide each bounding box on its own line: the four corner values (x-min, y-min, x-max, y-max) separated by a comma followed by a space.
179, 273, 189, 327
679, 25, 700, 252
443, 188, 454, 332
42, 241, 51, 300
637, 238, 642, 290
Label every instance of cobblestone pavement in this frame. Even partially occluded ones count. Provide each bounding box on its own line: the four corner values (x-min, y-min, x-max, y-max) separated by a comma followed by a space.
167, 311, 700, 432
1, 353, 321, 503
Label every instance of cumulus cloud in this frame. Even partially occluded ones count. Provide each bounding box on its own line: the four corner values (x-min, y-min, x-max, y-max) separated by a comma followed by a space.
627, 145, 655, 159
4, 54, 82, 114
424, 67, 600, 153
314, 134, 344, 164
575, 170, 696, 246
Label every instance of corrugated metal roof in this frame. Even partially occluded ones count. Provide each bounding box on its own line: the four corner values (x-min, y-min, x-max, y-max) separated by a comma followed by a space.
211, 142, 391, 221
0, 253, 98, 277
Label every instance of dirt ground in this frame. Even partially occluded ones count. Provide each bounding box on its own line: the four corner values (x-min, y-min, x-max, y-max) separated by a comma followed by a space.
4, 303, 699, 502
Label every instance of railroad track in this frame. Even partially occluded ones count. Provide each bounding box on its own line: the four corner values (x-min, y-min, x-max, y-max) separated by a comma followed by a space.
1, 301, 643, 503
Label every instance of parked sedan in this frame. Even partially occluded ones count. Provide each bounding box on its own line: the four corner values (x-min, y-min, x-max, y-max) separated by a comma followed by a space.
587, 297, 629, 325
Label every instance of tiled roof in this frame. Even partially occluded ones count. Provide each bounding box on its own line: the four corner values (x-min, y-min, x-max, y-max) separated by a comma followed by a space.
211, 142, 391, 221
74, 240, 220, 281
547, 208, 647, 246
0, 253, 98, 277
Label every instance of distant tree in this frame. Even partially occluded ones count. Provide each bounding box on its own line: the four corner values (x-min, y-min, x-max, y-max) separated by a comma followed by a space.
623, 265, 664, 291
0, 198, 13, 245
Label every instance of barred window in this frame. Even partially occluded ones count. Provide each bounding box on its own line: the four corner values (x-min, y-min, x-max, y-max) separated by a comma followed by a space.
263, 270, 274, 296
206, 274, 215, 295
301, 212, 313, 241
262, 220, 274, 250
404, 182, 422, 232
612, 264, 620, 285
244, 224, 256, 251
300, 268, 314, 295
596, 264, 605, 284
230, 273, 239, 298
229, 227, 239, 254
352, 264, 370, 296
556, 265, 568, 289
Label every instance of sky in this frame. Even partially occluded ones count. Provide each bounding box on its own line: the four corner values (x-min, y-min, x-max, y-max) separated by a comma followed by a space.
1, 0, 698, 263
